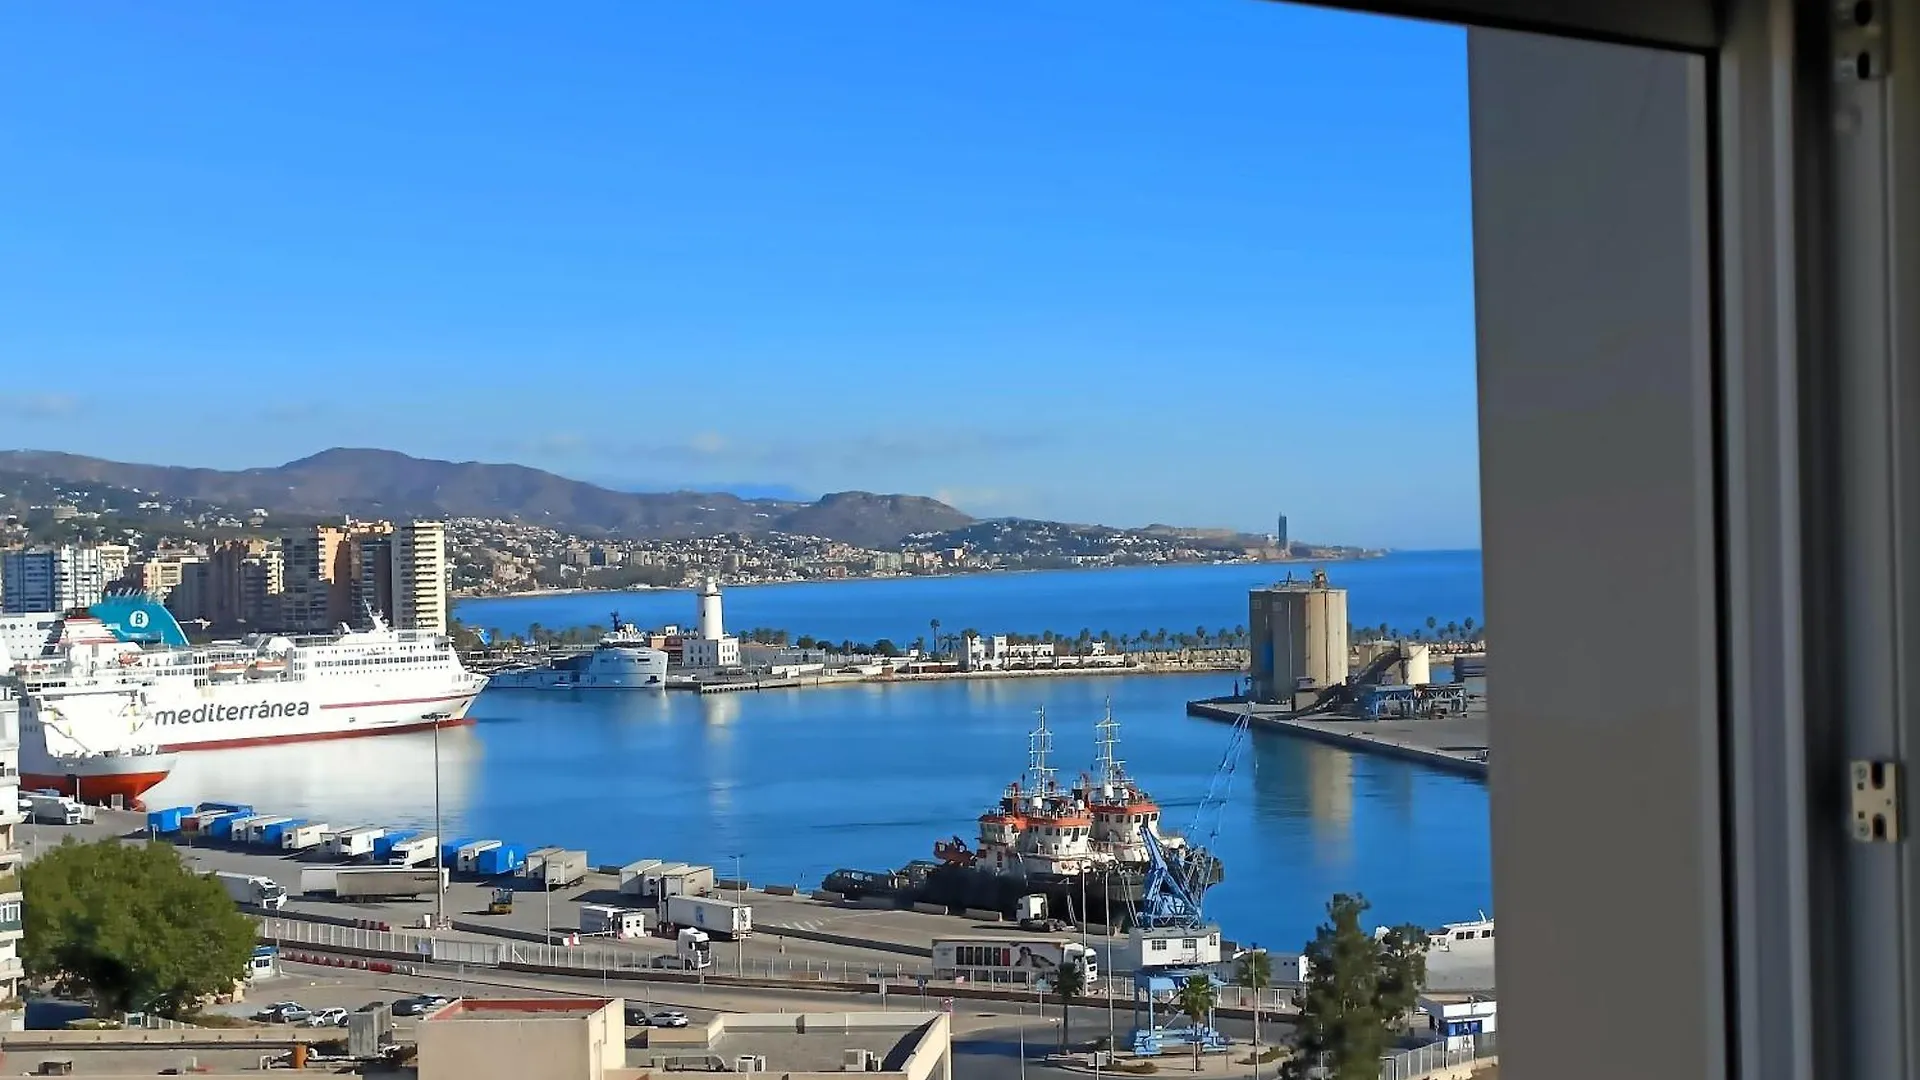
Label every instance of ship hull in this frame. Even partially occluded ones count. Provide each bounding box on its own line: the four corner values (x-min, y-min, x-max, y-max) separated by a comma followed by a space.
487, 647, 668, 690
21, 750, 178, 807
914, 863, 1149, 926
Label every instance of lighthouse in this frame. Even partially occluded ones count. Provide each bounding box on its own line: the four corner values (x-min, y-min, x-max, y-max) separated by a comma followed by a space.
683, 577, 740, 671
697, 576, 725, 641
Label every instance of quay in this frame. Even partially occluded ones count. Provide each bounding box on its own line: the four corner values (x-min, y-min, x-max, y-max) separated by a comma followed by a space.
1187, 698, 1490, 780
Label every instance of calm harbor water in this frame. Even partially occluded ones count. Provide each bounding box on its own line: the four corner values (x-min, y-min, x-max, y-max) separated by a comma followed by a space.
141, 553, 1490, 952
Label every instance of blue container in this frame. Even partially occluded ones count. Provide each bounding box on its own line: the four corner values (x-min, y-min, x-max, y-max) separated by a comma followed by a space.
373, 830, 417, 859
440, 837, 475, 866
474, 844, 525, 876
146, 806, 189, 834
207, 814, 251, 840
259, 819, 304, 846
196, 801, 254, 817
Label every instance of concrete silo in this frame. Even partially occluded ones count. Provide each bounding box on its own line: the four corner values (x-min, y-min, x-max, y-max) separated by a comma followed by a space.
1248, 568, 1350, 705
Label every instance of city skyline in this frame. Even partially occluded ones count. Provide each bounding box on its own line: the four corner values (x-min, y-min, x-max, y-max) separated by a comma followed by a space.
0, 2, 1478, 547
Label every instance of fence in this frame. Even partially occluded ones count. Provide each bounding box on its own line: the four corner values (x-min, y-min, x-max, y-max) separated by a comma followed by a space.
254, 916, 1292, 1016
1377, 1032, 1498, 1080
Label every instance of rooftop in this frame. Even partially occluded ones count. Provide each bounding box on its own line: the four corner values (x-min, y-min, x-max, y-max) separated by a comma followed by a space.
426, 997, 615, 1022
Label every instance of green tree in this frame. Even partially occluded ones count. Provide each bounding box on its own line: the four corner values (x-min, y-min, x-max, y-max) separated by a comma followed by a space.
1053, 958, 1084, 1048
1235, 948, 1274, 1069
1425, 615, 1438, 633
1463, 616, 1477, 639
929, 619, 941, 655
24, 839, 258, 1017
795, 635, 818, 650
1176, 973, 1217, 1072
1285, 894, 1429, 1080
873, 639, 901, 657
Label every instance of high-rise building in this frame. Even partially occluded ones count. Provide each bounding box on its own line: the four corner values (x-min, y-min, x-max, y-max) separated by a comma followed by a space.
190, 539, 284, 628
136, 554, 202, 609
1275, 513, 1289, 552
1, 546, 109, 614
0, 691, 24, 1018
393, 521, 448, 635
352, 534, 395, 629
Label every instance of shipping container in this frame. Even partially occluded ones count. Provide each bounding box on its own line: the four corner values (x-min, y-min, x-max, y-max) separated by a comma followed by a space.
662, 894, 752, 939
635, 862, 689, 898
618, 859, 664, 895
438, 837, 476, 866
257, 818, 304, 847
581, 904, 647, 939
282, 823, 330, 850
145, 806, 190, 834
371, 830, 418, 859
324, 826, 386, 859
473, 844, 525, 877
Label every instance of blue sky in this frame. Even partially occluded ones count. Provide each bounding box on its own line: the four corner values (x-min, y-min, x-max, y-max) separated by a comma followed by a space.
0, 3, 1477, 548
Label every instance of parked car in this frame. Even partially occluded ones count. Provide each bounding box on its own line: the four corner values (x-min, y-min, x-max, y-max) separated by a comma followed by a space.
391, 995, 452, 1017
308, 1008, 350, 1027
355, 1000, 389, 1014
650, 1010, 690, 1029
624, 1006, 651, 1026
253, 1002, 310, 1023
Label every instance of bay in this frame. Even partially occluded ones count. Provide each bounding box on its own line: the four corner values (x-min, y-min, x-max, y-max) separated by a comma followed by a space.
142, 552, 1490, 951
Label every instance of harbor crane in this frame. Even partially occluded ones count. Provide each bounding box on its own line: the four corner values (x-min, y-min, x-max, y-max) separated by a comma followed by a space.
1124, 701, 1252, 1054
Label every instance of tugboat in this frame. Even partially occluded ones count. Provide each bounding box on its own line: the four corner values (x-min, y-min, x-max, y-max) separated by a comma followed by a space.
487, 613, 669, 690
914, 702, 1221, 926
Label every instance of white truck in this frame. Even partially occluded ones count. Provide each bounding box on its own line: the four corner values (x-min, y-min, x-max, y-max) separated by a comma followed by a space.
386, 835, 439, 868
329, 867, 447, 900
212, 871, 288, 910
662, 894, 752, 939
651, 928, 712, 970
26, 793, 88, 825
519, 847, 588, 888
323, 826, 385, 859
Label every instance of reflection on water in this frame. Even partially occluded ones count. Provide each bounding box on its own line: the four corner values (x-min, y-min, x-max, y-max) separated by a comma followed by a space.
141, 724, 482, 831
131, 674, 1491, 948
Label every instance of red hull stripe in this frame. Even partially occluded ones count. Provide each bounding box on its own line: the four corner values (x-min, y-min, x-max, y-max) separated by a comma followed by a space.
318, 693, 476, 711
155, 715, 474, 753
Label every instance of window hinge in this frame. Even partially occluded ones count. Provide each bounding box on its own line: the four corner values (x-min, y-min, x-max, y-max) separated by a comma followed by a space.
1852, 760, 1902, 842
1835, 1, 1889, 82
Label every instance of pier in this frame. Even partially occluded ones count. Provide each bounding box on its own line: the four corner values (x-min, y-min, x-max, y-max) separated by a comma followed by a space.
1186, 698, 1490, 779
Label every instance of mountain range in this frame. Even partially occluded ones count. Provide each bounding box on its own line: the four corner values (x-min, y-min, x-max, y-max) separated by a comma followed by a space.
0, 449, 985, 549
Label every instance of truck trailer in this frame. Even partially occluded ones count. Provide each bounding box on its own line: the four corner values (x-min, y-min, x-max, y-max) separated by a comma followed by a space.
324, 826, 385, 859
212, 871, 288, 910
452, 840, 501, 872
281, 822, 330, 851
327, 867, 449, 900
386, 835, 440, 868
661, 894, 752, 939
580, 904, 647, 939
519, 847, 588, 888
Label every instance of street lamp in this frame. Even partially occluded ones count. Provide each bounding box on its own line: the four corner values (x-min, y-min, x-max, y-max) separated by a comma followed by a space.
730, 854, 745, 976
426, 712, 450, 931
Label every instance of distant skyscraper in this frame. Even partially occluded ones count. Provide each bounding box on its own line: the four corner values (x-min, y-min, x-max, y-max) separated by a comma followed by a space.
1, 546, 107, 614
1276, 513, 1289, 551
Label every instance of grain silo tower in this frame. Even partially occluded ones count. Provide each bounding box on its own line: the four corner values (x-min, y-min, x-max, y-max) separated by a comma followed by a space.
1248, 568, 1350, 705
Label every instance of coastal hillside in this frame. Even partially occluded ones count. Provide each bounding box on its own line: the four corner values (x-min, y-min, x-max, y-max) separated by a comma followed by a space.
0, 448, 974, 548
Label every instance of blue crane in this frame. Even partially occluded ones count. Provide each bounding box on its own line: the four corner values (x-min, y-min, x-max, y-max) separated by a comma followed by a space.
1125, 702, 1252, 1054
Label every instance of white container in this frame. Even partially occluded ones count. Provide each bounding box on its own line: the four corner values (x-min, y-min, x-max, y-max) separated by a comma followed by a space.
324, 826, 385, 859
240, 815, 292, 844
581, 904, 647, 939
455, 839, 502, 872
618, 859, 664, 895
282, 823, 330, 851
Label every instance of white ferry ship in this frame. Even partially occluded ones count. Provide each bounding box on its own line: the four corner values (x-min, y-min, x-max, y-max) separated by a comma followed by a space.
1, 596, 486, 803
485, 613, 668, 690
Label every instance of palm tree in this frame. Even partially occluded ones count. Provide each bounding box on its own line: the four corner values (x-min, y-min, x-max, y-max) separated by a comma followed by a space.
1425, 615, 1438, 634
1053, 960, 1085, 1049
1234, 949, 1273, 1075
1234, 623, 1248, 646
1176, 973, 1216, 1072
1463, 615, 1477, 640
929, 619, 942, 656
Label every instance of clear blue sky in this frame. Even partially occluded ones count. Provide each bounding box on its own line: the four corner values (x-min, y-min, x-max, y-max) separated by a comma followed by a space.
0, 3, 1477, 548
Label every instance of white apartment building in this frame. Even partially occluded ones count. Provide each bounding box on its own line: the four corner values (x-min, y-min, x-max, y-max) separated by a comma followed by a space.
1, 546, 109, 614
393, 521, 449, 636
0, 692, 25, 1022
958, 634, 1057, 671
